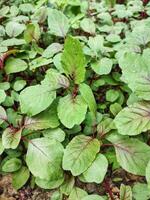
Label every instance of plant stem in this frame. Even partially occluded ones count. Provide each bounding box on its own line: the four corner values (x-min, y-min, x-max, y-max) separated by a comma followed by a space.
72, 84, 79, 99
103, 178, 114, 200
0, 49, 18, 69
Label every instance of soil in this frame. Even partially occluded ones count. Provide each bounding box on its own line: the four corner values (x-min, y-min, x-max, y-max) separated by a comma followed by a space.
0, 169, 145, 200
0, 175, 53, 200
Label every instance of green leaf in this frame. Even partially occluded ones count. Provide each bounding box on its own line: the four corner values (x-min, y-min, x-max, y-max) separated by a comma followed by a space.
6, 22, 25, 37
60, 176, 75, 195
0, 89, 6, 103
146, 160, 150, 189
10, 6, 19, 17
48, 9, 69, 37
43, 43, 63, 58
53, 53, 64, 73
62, 135, 100, 176
79, 83, 97, 116
35, 175, 64, 189
80, 18, 95, 35
0, 138, 4, 155
6, 108, 21, 127
29, 57, 52, 70
51, 190, 62, 200
0, 106, 7, 124
108, 136, 150, 176
32, 7, 47, 23
12, 166, 30, 190
118, 50, 150, 100
2, 128, 22, 149
92, 58, 113, 75
24, 23, 40, 43
61, 36, 86, 84
132, 183, 150, 200
19, 84, 56, 116
114, 102, 150, 136
120, 184, 132, 200
122, 25, 150, 51
58, 94, 87, 128
97, 118, 115, 138
41, 69, 70, 90
1, 38, 26, 46
82, 195, 105, 200
24, 101, 59, 130
69, 187, 87, 200
106, 34, 121, 43
0, 82, 10, 90
106, 89, 119, 102
110, 103, 122, 116
26, 137, 64, 180
79, 154, 108, 183
2, 158, 22, 172
88, 35, 104, 55
13, 80, 26, 91
19, 3, 34, 13
5, 57, 28, 74
43, 128, 65, 142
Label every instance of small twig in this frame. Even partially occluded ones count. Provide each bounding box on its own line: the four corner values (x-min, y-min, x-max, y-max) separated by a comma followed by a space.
103, 178, 114, 200
72, 84, 79, 99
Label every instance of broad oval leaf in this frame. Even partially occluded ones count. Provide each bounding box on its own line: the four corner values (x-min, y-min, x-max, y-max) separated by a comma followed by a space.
58, 94, 87, 128
51, 190, 62, 200
24, 23, 40, 43
92, 58, 113, 75
29, 57, 52, 70
79, 154, 108, 184
41, 68, 70, 90
19, 84, 56, 116
48, 9, 69, 37
118, 50, 150, 100
2, 128, 22, 149
35, 175, 64, 189
60, 176, 75, 195
6, 21, 25, 37
43, 43, 63, 58
80, 18, 95, 35
62, 135, 100, 176
1, 38, 26, 46
88, 35, 104, 55
69, 187, 87, 200
120, 184, 132, 200
24, 101, 59, 130
12, 166, 30, 190
5, 58, 28, 74
26, 137, 64, 180
97, 118, 115, 138
108, 136, 150, 176
114, 102, 150, 135
132, 183, 150, 200
2, 158, 22, 172
61, 36, 86, 84
43, 128, 65, 142
13, 80, 26, 91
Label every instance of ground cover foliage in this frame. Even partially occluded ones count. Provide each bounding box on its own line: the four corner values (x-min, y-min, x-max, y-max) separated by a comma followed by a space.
0, 0, 150, 199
